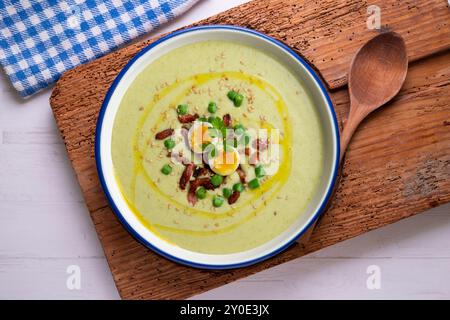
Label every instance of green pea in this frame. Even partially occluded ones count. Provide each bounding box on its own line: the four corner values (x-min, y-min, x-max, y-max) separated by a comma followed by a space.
210, 148, 217, 158
222, 188, 232, 198
210, 174, 223, 187
164, 138, 175, 150
177, 104, 188, 115
235, 131, 249, 147
255, 165, 265, 178
227, 90, 238, 101
242, 133, 251, 146
248, 178, 260, 189
207, 102, 217, 113
196, 187, 207, 200
233, 182, 244, 193
161, 164, 172, 175
212, 196, 224, 207
233, 94, 244, 107
233, 124, 246, 132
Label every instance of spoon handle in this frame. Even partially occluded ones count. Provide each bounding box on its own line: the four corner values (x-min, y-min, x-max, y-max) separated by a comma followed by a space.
340, 102, 367, 162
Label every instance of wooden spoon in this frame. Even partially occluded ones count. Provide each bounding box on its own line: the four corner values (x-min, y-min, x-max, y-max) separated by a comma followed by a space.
340, 32, 408, 162
299, 32, 408, 247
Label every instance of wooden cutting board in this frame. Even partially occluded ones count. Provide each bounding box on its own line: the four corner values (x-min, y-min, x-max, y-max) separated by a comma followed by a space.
50, 0, 450, 299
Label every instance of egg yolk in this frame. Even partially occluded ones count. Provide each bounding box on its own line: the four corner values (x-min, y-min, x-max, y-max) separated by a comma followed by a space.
212, 149, 239, 176
191, 124, 213, 152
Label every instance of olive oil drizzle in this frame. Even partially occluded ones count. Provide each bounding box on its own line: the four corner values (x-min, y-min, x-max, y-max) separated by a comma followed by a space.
116, 71, 293, 236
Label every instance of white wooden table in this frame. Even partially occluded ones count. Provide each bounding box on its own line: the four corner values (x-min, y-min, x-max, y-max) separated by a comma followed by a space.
1, 0, 449, 300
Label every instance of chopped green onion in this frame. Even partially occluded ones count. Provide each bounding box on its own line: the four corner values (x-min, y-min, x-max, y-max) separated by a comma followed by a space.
198, 116, 208, 122
164, 138, 175, 150
248, 178, 260, 189
211, 174, 224, 187
255, 165, 265, 178
222, 188, 232, 198
207, 102, 217, 114
177, 104, 188, 115
161, 164, 172, 175
212, 195, 224, 207
196, 187, 207, 199
233, 182, 244, 193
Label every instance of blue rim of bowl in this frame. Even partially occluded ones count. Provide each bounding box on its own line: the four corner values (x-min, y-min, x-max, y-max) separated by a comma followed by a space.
95, 25, 340, 270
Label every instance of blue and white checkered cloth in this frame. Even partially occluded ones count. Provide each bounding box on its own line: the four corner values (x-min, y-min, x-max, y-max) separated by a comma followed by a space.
0, 0, 199, 98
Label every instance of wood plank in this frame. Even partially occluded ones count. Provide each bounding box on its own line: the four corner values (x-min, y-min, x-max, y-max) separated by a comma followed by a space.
52, 0, 450, 92
201, 0, 450, 89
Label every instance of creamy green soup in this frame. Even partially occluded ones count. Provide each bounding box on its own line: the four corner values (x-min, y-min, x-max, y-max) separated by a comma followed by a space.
112, 41, 323, 254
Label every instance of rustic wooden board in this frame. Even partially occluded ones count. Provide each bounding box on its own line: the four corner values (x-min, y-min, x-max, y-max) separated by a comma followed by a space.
51, 0, 450, 92
49, 0, 450, 299
201, 0, 450, 89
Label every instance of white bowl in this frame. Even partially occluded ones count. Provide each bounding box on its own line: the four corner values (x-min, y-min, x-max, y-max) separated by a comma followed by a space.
95, 25, 340, 269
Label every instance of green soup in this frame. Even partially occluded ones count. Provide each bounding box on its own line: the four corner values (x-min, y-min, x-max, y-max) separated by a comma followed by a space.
112, 41, 323, 254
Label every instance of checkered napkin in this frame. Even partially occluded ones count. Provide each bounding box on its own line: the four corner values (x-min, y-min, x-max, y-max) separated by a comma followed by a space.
0, 0, 199, 98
